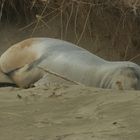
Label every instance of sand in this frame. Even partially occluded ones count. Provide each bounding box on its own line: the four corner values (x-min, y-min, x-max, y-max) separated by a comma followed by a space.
0, 75, 140, 140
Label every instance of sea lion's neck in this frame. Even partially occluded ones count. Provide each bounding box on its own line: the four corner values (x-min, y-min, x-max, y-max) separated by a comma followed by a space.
99, 61, 140, 90
83, 64, 108, 87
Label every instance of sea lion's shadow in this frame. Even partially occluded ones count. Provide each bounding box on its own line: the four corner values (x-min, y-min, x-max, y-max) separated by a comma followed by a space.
0, 82, 17, 87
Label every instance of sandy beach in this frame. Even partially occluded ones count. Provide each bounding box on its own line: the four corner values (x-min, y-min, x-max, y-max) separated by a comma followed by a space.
0, 79, 140, 140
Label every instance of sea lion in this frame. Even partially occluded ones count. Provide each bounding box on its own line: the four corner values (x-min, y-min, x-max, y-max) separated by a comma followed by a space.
0, 37, 139, 90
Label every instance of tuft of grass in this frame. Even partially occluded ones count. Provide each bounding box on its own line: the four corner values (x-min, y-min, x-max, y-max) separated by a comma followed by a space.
0, 0, 140, 61
1, 0, 140, 23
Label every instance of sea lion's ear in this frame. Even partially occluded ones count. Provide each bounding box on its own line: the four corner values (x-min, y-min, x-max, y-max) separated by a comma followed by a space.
0, 71, 14, 84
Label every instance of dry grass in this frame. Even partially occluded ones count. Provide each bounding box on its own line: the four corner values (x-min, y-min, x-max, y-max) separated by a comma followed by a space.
0, 0, 140, 61
1, 0, 140, 24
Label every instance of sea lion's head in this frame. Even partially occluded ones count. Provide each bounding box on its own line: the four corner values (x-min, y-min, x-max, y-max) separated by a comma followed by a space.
110, 67, 140, 90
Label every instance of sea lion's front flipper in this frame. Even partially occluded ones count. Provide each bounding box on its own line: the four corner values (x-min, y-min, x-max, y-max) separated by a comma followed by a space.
0, 70, 16, 87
